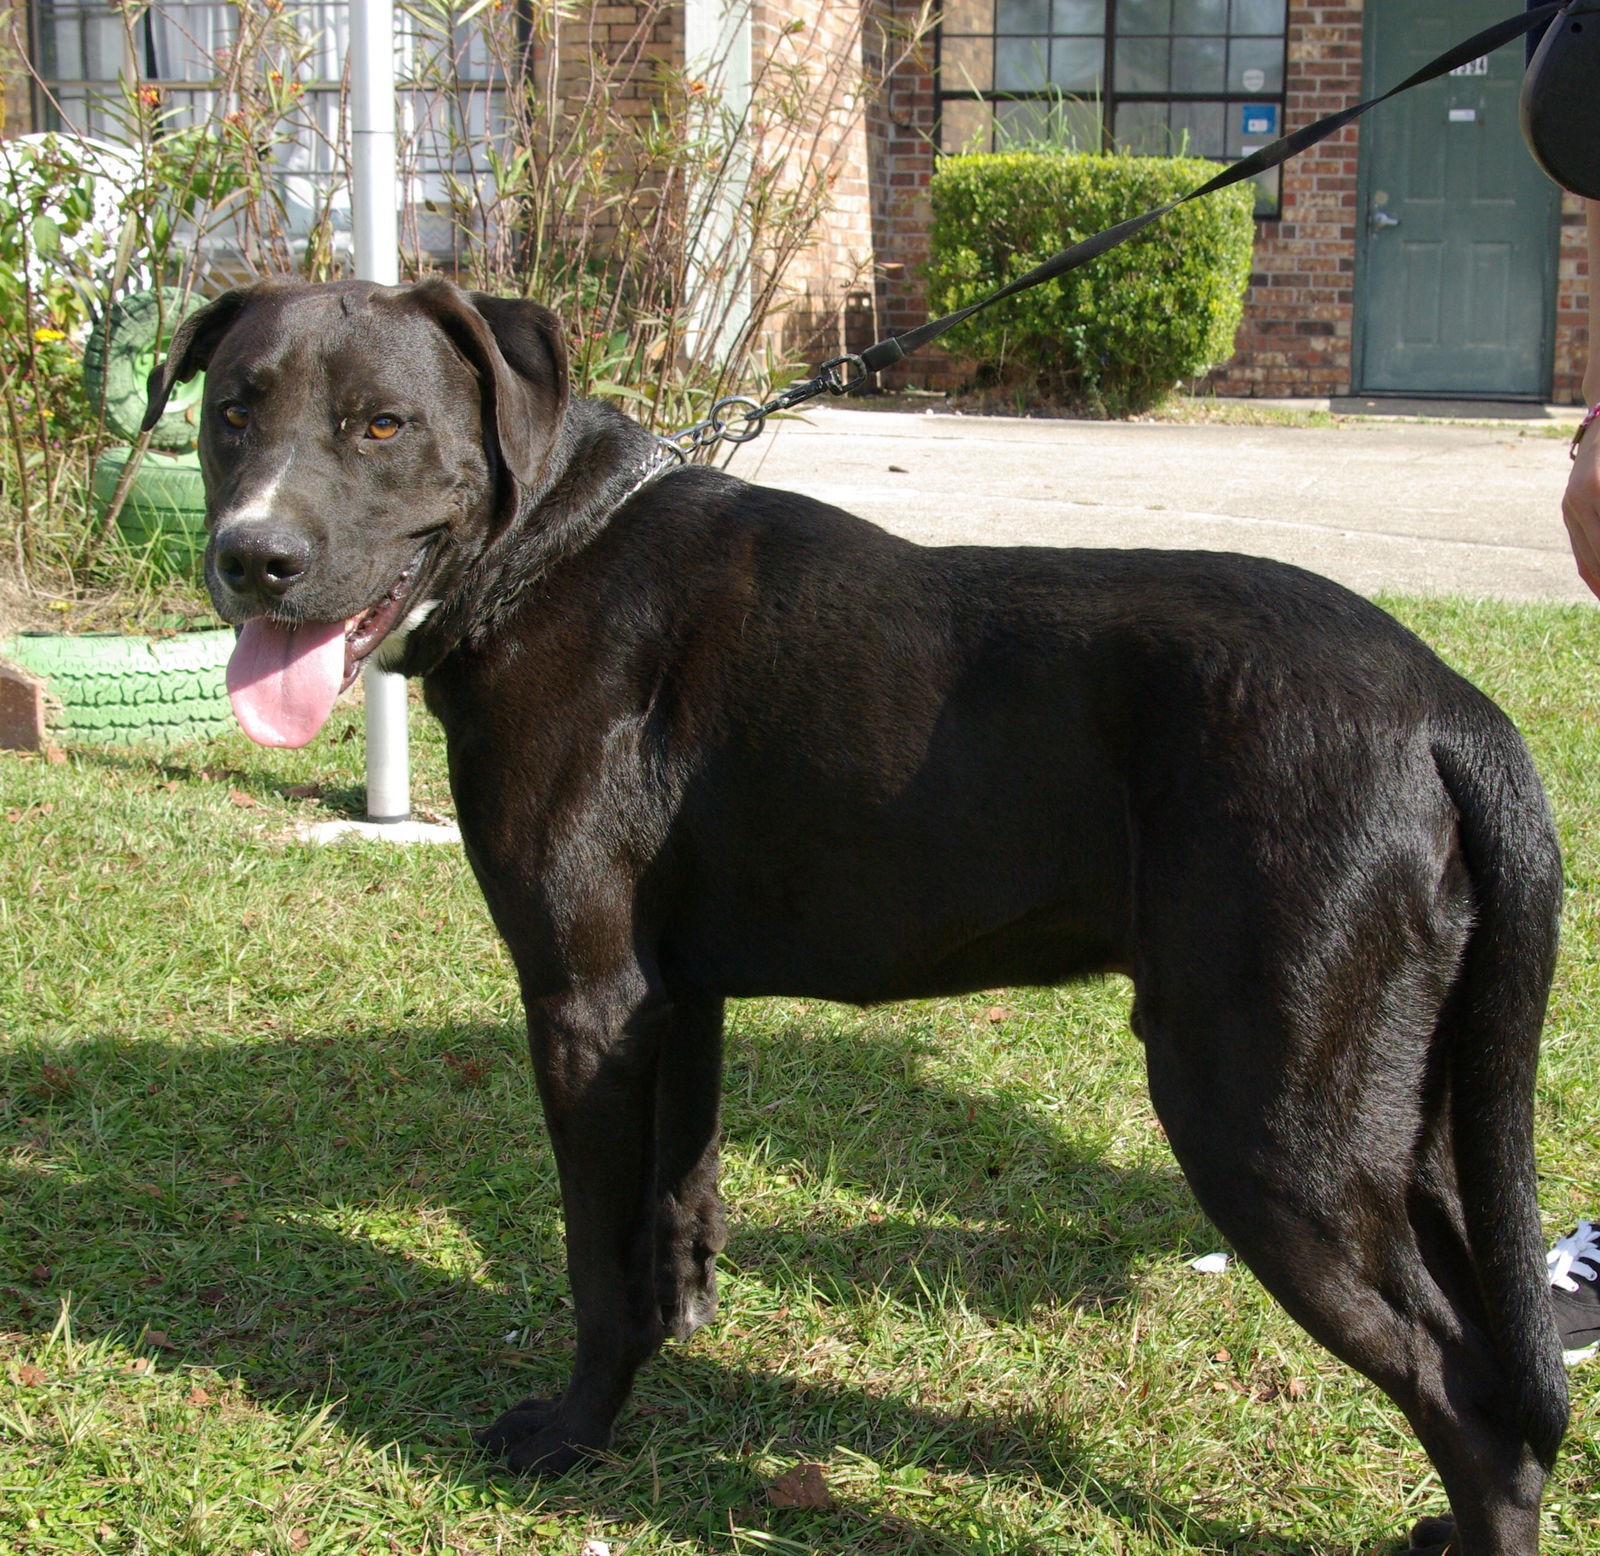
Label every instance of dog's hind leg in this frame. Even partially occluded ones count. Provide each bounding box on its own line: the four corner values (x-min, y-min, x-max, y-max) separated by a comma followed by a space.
1137, 989, 1555, 1554
477, 972, 690, 1474
1126, 803, 1563, 1554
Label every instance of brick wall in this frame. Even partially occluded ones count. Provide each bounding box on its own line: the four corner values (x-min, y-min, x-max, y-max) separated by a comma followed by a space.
540, 0, 682, 258
863, 0, 1371, 396
538, 0, 878, 372
866, 0, 961, 387
864, 0, 1373, 395
1554, 192, 1592, 405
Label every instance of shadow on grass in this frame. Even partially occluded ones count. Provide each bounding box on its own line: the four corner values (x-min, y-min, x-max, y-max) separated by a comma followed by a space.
2, 1015, 1328, 1554
67, 730, 373, 817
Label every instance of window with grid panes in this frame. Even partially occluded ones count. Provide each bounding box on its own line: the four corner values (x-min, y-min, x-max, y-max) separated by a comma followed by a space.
27, 0, 511, 261
937, 0, 1287, 215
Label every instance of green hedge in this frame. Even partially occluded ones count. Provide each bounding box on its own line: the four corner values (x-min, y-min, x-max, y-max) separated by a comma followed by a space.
927, 153, 1257, 416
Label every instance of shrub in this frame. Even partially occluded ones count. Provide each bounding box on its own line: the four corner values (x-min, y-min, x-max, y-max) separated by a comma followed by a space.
926, 152, 1257, 417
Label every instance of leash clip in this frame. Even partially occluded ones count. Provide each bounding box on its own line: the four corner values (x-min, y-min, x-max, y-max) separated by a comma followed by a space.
816, 354, 870, 396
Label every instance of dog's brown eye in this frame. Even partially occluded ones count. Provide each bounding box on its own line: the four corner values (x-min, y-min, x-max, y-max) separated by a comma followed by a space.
222, 403, 249, 429
367, 415, 401, 440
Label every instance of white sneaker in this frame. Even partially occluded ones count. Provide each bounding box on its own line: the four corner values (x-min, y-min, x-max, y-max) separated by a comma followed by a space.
1548, 1221, 1600, 1366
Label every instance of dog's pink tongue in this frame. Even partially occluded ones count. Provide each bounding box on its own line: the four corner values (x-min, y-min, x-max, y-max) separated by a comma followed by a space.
226, 618, 348, 748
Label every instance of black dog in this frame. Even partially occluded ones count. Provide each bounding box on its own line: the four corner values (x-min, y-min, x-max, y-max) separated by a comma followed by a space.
146, 279, 1567, 1555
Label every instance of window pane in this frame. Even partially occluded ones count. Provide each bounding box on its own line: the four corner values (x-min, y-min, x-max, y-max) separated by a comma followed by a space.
54, 87, 90, 132
1249, 165, 1281, 216
996, 0, 1050, 34
1114, 101, 1169, 153
1051, 36, 1103, 91
1058, 95, 1105, 150
1171, 36, 1225, 92
940, 97, 993, 154
39, 7, 83, 79
994, 97, 1056, 147
1051, 0, 1105, 32
1173, 0, 1227, 34
1117, 0, 1172, 35
85, 17, 127, 81
1228, 36, 1283, 92
292, 2, 348, 79
996, 36, 1051, 91
1115, 36, 1169, 91
943, 35, 995, 92
941, 0, 995, 33
1230, 0, 1286, 35
1170, 99, 1225, 158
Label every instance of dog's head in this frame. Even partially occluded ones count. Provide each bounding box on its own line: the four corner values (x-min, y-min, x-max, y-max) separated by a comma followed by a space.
143, 279, 569, 747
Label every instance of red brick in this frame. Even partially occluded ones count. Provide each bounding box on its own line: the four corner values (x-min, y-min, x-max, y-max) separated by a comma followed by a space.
0, 664, 44, 751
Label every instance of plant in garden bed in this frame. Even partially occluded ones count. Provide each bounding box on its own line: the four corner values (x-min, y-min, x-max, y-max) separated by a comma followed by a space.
2, 0, 930, 640
401, 0, 932, 431
927, 152, 1256, 418
0, 1, 316, 631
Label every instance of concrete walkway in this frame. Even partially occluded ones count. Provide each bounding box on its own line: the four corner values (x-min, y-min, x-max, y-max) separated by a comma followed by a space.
723, 402, 1592, 604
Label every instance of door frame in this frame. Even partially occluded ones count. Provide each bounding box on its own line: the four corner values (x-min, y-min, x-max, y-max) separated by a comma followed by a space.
1350, 0, 1561, 399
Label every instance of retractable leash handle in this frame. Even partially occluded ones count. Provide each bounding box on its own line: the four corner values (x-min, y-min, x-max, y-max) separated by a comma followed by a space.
1521, 0, 1600, 199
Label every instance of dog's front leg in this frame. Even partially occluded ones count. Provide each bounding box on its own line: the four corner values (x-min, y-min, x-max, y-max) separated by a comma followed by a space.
653, 992, 727, 1342
477, 978, 672, 1474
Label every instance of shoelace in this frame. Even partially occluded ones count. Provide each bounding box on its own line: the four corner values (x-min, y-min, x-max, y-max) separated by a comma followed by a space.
1548, 1221, 1600, 1293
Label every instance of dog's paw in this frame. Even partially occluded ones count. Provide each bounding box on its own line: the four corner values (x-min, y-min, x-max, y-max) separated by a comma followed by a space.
473, 1397, 602, 1476
1397, 1514, 1455, 1554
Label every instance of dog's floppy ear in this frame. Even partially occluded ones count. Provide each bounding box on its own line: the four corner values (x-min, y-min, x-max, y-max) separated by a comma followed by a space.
142, 288, 255, 432
406, 280, 569, 493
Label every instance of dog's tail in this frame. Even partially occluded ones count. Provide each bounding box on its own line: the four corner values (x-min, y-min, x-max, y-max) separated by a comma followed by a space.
1431, 700, 1568, 1468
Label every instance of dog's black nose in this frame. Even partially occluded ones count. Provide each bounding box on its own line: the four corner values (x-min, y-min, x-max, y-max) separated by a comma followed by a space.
213, 526, 312, 603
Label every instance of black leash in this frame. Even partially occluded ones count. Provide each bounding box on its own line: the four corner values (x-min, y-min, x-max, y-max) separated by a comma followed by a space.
661, 0, 1572, 461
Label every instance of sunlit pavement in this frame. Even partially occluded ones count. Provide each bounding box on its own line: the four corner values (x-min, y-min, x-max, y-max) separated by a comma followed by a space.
724, 401, 1592, 604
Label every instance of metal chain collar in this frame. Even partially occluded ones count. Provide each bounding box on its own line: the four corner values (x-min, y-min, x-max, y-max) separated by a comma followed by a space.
654, 353, 870, 465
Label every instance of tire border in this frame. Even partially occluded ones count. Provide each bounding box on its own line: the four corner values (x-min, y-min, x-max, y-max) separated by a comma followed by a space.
92, 447, 208, 578
0, 629, 235, 747
82, 287, 205, 452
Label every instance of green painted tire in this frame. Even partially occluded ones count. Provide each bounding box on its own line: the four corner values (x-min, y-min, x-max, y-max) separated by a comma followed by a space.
93, 446, 208, 578
0, 629, 235, 747
83, 288, 205, 451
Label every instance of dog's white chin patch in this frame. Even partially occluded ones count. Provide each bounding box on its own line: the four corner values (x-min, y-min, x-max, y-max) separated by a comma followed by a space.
227, 617, 351, 748
370, 598, 440, 671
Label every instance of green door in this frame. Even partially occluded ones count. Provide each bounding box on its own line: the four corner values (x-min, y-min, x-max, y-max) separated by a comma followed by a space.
1355, 0, 1560, 396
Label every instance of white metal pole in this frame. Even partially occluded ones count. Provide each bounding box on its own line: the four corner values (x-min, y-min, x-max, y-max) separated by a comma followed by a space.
350, 0, 411, 824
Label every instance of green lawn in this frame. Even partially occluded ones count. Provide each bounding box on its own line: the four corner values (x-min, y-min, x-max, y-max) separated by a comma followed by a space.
3, 597, 1598, 1555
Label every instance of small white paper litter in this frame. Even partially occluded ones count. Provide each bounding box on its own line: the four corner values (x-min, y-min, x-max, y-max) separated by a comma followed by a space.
1189, 1252, 1231, 1274
577, 1541, 611, 1556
